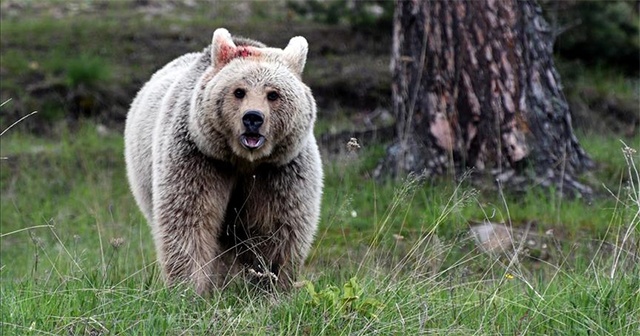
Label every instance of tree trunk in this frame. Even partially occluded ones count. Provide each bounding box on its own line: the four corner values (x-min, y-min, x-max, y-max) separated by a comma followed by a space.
376, 0, 594, 197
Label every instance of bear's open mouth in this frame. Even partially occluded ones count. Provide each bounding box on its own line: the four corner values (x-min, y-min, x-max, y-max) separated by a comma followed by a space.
240, 133, 266, 150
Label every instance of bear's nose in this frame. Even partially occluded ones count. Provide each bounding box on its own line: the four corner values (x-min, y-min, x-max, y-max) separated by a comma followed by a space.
242, 111, 264, 132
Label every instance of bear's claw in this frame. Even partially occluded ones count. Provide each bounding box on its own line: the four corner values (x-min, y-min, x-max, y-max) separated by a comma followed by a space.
248, 268, 278, 281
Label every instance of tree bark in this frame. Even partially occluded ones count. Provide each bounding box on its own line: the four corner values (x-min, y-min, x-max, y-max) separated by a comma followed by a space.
376, 0, 594, 197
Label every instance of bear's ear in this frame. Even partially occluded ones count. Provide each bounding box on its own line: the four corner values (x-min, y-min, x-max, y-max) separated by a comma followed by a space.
283, 36, 308, 76
211, 28, 237, 69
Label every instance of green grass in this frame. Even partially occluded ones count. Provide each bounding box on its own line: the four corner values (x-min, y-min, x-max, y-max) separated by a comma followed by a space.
1, 122, 638, 335
579, 132, 640, 186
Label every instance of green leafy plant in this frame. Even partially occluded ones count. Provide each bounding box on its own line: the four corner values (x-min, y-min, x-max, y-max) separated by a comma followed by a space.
304, 276, 385, 319
543, 0, 639, 74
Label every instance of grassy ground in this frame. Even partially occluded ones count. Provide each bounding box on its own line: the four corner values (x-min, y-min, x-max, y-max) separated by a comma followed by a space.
1, 122, 638, 335
1, 1, 639, 335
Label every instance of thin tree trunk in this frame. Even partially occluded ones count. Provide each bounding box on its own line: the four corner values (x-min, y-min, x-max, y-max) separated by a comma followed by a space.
376, 0, 593, 197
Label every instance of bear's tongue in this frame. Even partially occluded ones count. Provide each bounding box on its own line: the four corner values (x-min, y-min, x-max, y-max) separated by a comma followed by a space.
245, 136, 260, 147
241, 134, 264, 149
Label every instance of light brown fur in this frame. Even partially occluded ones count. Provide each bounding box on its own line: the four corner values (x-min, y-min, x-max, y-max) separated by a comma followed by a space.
124, 29, 323, 295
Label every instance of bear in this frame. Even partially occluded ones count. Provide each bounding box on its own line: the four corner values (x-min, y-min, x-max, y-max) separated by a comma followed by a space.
124, 28, 323, 295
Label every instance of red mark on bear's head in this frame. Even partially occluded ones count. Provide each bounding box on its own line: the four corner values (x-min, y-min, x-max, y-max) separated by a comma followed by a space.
236, 47, 252, 58
235, 47, 261, 59
214, 45, 262, 72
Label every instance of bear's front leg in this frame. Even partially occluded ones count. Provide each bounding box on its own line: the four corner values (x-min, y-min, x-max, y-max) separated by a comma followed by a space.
243, 217, 315, 291
152, 152, 234, 296
247, 246, 295, 290
245, 151, 322, 290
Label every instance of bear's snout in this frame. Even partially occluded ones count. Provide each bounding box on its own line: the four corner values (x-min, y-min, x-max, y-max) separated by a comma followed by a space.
240, 110, 266, 150
242, 110, 264, 133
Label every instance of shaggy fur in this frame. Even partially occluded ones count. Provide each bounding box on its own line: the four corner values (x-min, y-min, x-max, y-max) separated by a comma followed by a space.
124, 28, 323, 295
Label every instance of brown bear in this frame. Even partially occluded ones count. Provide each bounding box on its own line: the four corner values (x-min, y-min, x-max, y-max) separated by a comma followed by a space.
124, 28, 323, 295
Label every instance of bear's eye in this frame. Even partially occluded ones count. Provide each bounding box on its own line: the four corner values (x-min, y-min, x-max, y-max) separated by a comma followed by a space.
234, 88, 246, 99
267, 91, 279, 101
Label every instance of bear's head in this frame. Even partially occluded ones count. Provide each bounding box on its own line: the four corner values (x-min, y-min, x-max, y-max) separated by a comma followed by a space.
190, 28, 317, 166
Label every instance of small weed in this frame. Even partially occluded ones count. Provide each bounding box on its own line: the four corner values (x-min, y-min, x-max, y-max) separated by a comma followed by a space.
304, 276, 385, 319
64, 55, 111, 88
